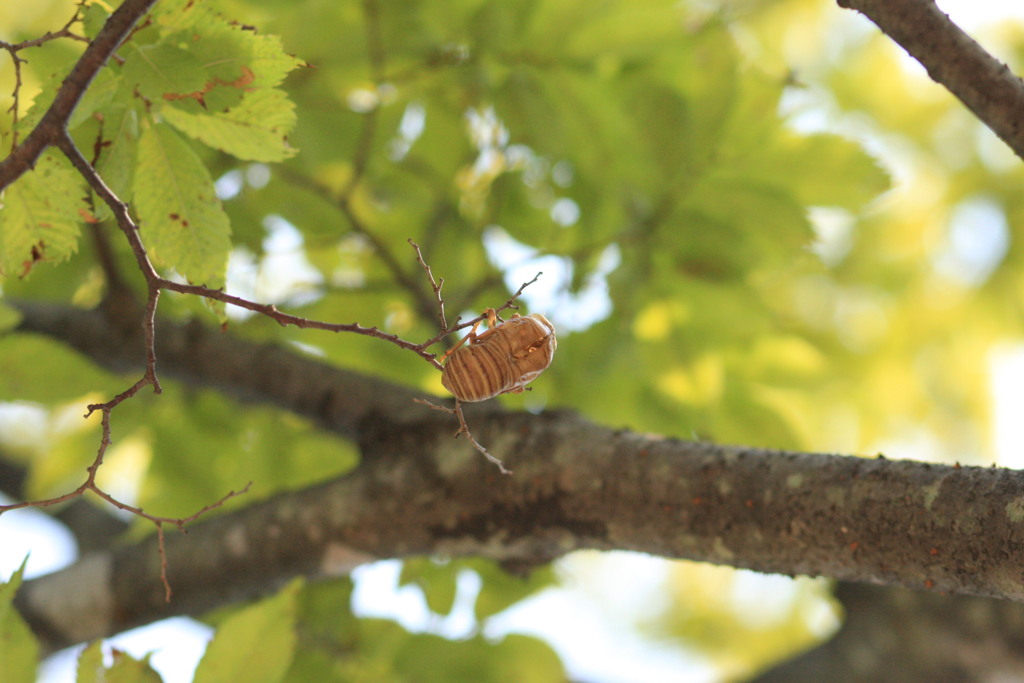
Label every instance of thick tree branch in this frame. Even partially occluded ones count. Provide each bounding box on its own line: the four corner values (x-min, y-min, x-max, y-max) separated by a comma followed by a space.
0, 0, 159, 190
837, 0, 1024, 160
752, 582, 1024, 682
11, 301, 1024, 655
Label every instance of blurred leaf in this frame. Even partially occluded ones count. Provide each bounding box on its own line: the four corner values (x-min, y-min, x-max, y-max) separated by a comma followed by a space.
393, 632, 565, 683
76, 642, 105, 683
0, 334, 119, 403
400, 558, 460, 616
765, 133, 891, 209
470, 559, 555, 621
0, 300, 22, 332
0, 559, 38, 683
77, 642, 163, 683
194, 578, 302, 683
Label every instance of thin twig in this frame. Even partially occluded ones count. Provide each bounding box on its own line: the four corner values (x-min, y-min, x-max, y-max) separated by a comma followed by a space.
413, 399, 512, 474
408, 238, 448, 330
0, 7, 89, 149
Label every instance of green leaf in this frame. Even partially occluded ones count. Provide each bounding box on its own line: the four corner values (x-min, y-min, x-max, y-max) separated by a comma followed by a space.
0, 559, 39, 683
68, 68, 122, 131
399, 558, 459, 616
77, 641, 163, 683
470, 559, 554, 620
81, 3, 110, 40
185, 20, 304, 90
93, 106, 140, 222
777, 133, 892, 209
0, 333, 120, 403
0, 152, 84, 279
76, 641, 105, 683
0, 300, 22, 332
153, 0, 219, 33
163, 89, 297, 162
194, 578, 301, 683
134, 122, 232, 287
393, 632, 565, 683
123, 43, 209, 100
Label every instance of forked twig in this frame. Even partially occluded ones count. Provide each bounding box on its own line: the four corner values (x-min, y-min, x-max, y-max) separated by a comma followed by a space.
414, 398, 512, 475
0, 392, 251, 601
410, 246, 545, 475
408, 238, 448, 330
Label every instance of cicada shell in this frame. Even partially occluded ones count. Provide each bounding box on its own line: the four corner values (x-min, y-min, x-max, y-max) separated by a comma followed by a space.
441, 313, 557, 402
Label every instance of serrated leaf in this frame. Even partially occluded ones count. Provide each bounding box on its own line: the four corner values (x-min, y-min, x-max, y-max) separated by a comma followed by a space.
123, 43, 209, 100
194, 578, 301, 683
163, 89, 297, 162
134, 123, 231, 287
93, 106, 140, 222
76, 641, 105, 683
186, 21, 303, 90
153, 0, 218, 32
399, 558, 459, 616
781, 133, 891, 209
0, 559, 39, 683
0, 152, 84, 279
77, 641, 163, 683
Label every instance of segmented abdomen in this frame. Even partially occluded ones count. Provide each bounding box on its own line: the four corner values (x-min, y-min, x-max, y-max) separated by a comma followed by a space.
441, 340, 518, 402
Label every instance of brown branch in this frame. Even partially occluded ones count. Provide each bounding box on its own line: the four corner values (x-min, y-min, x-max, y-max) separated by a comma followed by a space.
16, 405, 1024, 654
0, 384, 250, 601
408, 238, 449, 330
0, 0, 159, 190
837, 0, 1024, 161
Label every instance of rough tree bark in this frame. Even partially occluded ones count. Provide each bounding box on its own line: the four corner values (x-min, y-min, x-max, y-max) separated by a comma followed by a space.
11, 300, 1024, 659
751, 583, 1024, 683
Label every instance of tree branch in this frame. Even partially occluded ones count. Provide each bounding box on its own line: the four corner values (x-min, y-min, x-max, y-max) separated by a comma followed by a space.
0, 0, 159, 191
14, 404, 1024, 655
12, 301, 1024, 654
752, 582, 1024, 682
837, 0, 1024, 160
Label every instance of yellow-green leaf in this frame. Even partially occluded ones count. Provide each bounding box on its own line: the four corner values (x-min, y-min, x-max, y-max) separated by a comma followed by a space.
0, 559, 38, 683
194, 578, 301, 683
163, 89, 297, 162
0, 152, 84, 279
134, 122, 231, 287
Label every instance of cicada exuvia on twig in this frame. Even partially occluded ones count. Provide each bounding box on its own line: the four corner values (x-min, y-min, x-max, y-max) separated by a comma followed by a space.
441, 308, 557, 402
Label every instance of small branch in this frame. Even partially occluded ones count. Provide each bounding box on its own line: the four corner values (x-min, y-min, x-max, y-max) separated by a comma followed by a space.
275, 166, 441, 326
408, 239, 448, 330
416, 271, 542, 352
0, 9, 88, 149
837, 0, 1024, 161
413, 399, 512, 474
0, 389, 251, 600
